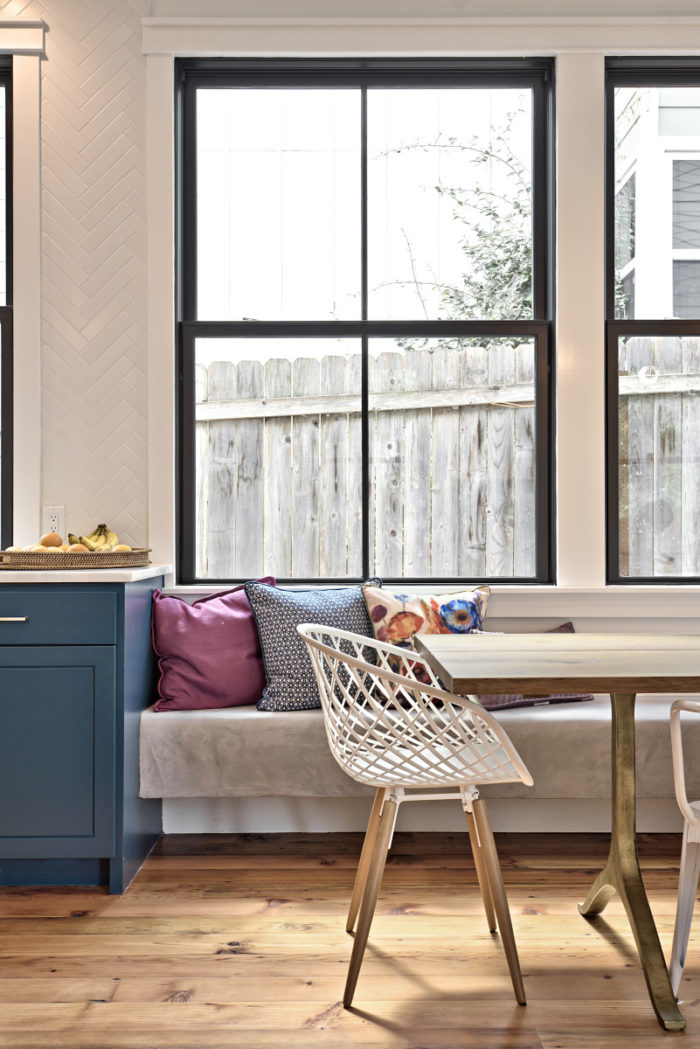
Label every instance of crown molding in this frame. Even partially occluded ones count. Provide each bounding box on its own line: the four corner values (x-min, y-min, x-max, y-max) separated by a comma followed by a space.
141, 15, 700, 56
142, 15, 700, 26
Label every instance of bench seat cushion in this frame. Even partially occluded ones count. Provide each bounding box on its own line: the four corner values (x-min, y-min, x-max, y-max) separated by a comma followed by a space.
139, 694, 700, 801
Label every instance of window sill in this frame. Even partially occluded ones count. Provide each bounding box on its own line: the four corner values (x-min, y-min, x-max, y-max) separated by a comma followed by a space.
163, 582, 700, 621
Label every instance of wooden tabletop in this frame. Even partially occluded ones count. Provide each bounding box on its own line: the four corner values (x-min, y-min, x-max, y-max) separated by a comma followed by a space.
414, 632, 700, 696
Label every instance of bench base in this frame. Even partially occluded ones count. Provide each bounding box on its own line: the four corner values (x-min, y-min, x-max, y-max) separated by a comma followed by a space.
161, 796, 685, 834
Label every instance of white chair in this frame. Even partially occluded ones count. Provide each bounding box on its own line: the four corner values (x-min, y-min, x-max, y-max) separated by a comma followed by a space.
669, 698, 700, 996
297, 623, 534, 1008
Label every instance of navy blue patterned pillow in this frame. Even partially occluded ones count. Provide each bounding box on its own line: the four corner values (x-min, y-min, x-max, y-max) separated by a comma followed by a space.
245, 580, 381, 711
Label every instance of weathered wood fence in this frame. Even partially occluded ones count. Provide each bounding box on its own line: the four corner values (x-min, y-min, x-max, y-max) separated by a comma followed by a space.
196, 343, 536, 579
618, 336, 700, 577
195, 337, 700, 579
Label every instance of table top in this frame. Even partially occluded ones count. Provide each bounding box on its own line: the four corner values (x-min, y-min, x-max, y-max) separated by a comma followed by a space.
415, 632, 700, 696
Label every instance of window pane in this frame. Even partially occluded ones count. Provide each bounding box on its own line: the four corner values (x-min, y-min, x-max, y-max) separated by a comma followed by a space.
195, 338, 362, 578
196, 89, 361, 321
368, 336, 536, 578
617, 334, 700, 577
367, 89, 533, 321
615, 86, 700, 319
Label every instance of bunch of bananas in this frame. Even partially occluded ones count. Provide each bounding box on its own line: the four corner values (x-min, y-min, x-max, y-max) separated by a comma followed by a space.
68, 523, 129, 553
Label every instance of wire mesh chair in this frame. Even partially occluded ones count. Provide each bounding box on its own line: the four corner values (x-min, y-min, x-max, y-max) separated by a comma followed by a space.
297, 623, 534, 1008
669, 699, 700, 996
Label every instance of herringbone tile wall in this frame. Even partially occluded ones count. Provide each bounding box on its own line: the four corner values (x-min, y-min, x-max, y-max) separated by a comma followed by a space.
4, 0, 148, 547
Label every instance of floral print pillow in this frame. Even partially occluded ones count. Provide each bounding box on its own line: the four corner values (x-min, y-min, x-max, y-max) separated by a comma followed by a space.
361, 584, 490, 667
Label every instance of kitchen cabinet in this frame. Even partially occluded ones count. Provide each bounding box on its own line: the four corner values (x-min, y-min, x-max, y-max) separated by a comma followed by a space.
0, 569, 167, 892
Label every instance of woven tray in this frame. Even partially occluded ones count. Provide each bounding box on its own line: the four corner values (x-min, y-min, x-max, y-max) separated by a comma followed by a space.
0, 548, 152, 570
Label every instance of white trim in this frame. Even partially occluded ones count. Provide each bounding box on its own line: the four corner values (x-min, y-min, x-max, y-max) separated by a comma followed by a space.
0, 22, 45, 56
162, 583, 700, 621
555, 54, 607, 588
142, 16, 700, 26
162, 795, 684, 834
12, 55, 42, 543
141, 17, 700, 56
146, 54, 176, 587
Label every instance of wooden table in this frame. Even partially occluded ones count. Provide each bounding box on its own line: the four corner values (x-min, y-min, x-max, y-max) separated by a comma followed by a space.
415, 631, 700, 1031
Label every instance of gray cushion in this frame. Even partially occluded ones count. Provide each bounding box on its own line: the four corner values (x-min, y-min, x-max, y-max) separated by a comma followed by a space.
139, 694, 700, 800
245, 580, 380, 711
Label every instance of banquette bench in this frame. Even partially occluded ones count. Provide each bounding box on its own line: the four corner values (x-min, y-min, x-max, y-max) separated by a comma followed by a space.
139, 694, 700, 811
141, 580, 700, 830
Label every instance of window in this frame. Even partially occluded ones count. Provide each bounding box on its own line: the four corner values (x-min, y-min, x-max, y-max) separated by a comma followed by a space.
0, 61, 11, 549
177, 59, 553, 584
607, 60, 700, 580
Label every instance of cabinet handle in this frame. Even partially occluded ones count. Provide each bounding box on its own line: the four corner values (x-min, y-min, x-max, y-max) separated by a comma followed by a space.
0, 616, 28, 622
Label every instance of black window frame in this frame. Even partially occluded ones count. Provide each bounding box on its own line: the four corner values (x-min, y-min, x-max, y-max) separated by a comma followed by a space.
606, 58, 700, 583
176, 57, 555, 586
0, 59, 12, 550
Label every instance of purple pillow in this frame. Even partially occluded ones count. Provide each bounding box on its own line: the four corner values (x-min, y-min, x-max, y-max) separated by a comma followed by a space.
478, 622, 593, 711
152, 578, 275, 711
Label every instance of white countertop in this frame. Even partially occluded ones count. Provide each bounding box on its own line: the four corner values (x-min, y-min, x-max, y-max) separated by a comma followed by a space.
0, 564, 171, 584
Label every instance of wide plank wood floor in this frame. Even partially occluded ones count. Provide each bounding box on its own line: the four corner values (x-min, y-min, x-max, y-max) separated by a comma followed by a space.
0, 831, 697, 1048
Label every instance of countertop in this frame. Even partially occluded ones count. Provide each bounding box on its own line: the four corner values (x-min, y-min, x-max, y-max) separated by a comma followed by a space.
0, 564, 171, 584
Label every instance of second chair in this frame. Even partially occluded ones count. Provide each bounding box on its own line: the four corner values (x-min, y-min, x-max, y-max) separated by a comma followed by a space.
297, 623, 534, 1009
669, 698, 700, 996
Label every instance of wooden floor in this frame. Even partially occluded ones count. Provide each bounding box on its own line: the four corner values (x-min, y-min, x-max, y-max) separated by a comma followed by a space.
0, 831, 697, 1048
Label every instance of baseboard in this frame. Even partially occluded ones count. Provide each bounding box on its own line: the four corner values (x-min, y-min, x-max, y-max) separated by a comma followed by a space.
162, 797, 684, 834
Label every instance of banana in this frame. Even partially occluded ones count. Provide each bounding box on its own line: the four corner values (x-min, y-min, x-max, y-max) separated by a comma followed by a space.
78, 533, 103, 551
70, 524, 121, 552
95, 537, 119, 553
102, 525, 119, 549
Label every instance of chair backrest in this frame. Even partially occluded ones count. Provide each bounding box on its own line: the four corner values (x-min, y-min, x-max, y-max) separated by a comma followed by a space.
298, 623, 533, 791
670, 698, 700, 826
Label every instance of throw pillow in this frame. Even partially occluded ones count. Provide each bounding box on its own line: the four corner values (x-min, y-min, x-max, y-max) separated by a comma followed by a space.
152, 577, 275, 711
478, 621, 594, 710
362, 584, 489, 645
361, 583, 490, 684
245, 579, 381, 711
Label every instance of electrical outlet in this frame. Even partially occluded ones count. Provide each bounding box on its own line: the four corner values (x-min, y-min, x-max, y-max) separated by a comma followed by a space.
43, 505, 65, 538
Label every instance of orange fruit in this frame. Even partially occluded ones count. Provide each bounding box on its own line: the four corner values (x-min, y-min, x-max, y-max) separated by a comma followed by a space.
67, 543, 89, 553
39, 532, 63, 547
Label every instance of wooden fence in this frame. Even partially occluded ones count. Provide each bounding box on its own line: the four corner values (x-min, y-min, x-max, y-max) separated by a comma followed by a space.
195, 337, 700, 579
196, 342, 536, 579
618, 336, 700, 577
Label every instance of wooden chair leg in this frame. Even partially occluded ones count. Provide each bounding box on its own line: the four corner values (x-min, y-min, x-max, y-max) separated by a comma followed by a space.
670, 825, 700, 996
466, 805, 497, 933
343, 797, 398, 1009
472, 798, 526, 1005
346, 787, 387, 934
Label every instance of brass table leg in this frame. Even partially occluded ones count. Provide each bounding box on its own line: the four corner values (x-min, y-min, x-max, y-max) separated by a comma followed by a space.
578, 693, 685, 1031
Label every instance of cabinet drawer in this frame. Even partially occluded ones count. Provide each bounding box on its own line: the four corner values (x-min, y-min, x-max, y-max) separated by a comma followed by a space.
0, 589, 117, 645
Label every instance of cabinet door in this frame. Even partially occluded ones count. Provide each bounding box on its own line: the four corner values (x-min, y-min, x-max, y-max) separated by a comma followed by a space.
0, 647, 116, 857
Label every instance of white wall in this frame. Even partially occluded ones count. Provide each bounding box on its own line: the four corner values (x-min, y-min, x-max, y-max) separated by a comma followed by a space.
4, 0, 149, 548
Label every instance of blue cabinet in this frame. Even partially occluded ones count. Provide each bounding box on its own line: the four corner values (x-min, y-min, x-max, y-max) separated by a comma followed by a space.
0, 576, 163, 892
